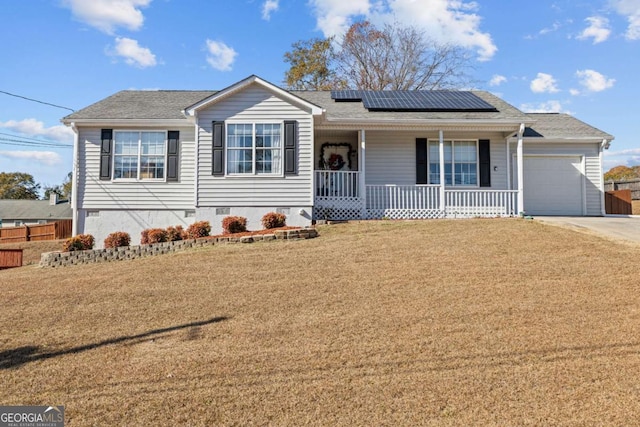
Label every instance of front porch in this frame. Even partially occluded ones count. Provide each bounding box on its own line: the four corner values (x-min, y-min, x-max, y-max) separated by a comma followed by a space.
314, 171, 518, 220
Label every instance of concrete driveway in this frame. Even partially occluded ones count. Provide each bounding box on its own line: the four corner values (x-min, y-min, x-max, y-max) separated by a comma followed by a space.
536, 216, 640, 243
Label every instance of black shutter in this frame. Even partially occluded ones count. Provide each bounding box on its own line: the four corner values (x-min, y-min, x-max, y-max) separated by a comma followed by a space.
284, 120, 297, 175
479, 139, 491, 187
167, 131, 180, 182
100, 129, 113, 180
416, 138, 427, 184
212, 121, 225, 176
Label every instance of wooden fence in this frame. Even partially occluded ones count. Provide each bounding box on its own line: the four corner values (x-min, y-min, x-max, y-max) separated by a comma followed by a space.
0, 220, 72, 244
604, 179, 640, 200
0, 249, 23, 269
605, 190, 632, 215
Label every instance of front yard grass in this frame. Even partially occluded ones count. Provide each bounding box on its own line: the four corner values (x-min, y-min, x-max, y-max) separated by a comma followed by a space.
1, 219, 639, 425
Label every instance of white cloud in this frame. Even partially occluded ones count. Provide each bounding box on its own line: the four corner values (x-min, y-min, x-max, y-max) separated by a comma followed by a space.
569, 88, 581, 96
519, 100, 573, 114
309, 0, 497, 61
611, 0, 640, 40
62, 0, 151, 34
530, 73, 560, 93
576, 69, 615, 92
0, 151, 62, 166
539, 21, 562, 35
605, 147, 640, 156
262, 0, 279, 20
111, 37, 157, 68
0, 119, 74, 143
205, 40, 238, 71
489, 74, 507, 87
577, 16, 611, 44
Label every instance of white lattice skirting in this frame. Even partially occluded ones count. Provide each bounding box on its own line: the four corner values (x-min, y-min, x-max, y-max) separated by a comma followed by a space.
314, 197, 364, 220
366, 209, 445, 219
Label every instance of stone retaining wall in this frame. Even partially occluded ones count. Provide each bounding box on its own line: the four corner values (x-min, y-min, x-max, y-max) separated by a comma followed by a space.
40, 228, 318, 268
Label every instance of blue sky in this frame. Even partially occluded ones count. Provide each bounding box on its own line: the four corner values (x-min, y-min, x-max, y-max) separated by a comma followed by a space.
1, 0, 638, 190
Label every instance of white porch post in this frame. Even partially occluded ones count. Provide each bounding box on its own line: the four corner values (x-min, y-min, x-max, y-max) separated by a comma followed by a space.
360, 129, 366, 215
517, 123, 525, 215
506, 138, 511, 190
439, 130, 445, 212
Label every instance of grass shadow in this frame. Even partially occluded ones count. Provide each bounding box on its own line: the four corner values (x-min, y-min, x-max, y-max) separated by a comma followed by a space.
0, 316, 229, 370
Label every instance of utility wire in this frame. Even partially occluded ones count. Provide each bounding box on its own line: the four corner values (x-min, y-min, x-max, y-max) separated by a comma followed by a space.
0, 90, 75, 112
0, 131, 70, 145
0, 137, 72, 148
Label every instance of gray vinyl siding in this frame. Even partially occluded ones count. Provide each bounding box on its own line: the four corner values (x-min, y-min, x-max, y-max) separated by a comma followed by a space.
520, 142, 603, 215
196, 85, 313, 206
364, 131, 509, 188
77, 126, 196, 209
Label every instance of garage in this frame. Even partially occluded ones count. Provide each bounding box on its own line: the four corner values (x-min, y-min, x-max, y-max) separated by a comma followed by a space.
523, 156, 584, 216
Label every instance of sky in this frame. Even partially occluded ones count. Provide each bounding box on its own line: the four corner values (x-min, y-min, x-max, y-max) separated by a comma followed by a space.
1, 0, 639, 192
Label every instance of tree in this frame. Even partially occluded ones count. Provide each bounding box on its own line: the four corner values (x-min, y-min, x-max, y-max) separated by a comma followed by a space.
43, 172, 72, 201
0, 172, 40, 199
283, 21, 473, 91
604, 165, 640, 182
284, 37, 345, 90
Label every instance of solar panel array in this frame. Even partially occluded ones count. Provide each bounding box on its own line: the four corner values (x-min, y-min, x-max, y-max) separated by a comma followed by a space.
330, 90, 498, 112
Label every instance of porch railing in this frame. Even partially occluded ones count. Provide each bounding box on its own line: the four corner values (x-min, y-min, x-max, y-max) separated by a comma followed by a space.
444, 189, 518, 217
315, 170, 360, 198
366, 185, 440, 210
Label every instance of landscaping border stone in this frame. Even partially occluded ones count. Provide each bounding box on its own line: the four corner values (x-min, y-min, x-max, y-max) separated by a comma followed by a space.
40, 228, 318, 268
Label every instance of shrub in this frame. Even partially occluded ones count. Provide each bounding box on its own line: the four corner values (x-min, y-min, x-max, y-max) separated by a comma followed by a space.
261, 212, 286, 229
104, 231, 131, 249
222, 216, 247, 234
147, 228, 168, 244
140, 229, 151, 245
63, 234, 94, 252
186, 221, 211, 239
166, 225, 186, 241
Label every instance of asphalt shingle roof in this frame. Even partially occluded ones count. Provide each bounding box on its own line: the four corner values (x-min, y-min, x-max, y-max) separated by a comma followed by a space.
524, 113, 613, 140
64, 90, 216, 121
0, 200, 72, 221
61, 89, 612, 142
295, 90, 530, 121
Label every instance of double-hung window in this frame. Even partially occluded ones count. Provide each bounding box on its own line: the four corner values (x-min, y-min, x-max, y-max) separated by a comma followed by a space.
428, 140, 478, 186
227, 123, 282, 175
113, 131, 166, 180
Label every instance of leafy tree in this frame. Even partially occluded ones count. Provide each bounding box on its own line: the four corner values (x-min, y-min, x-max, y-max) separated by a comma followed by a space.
604, 165, 640, 182
284, 37, 345, 90
283, 21, 473, 91
0, 172, 41, 199
43, 172, 72, 201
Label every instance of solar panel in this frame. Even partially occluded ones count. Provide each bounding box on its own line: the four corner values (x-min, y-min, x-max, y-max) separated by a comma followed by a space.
330, 90, 362, 101
331, 90, 498, 112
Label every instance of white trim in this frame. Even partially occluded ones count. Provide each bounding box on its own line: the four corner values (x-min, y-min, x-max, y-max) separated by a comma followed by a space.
516, 123, 525, 214
224, 121, 285, 177
112, 130, 168, 182
194, 111, 200, 209
62, 118, 192, 127
439, 130, 445, 211
70, 122, 79, 236
600, 139, 607, 216
184, 75, 323, 116
360, 129, 366, 213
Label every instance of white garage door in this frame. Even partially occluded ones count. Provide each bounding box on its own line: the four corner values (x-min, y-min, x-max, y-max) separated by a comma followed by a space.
523, 156, 583, 216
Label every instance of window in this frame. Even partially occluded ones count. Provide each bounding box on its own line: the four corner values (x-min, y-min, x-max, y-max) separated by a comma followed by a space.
428, 140, 478, 186
226, 123, 282, 175
113, 131, 166, 180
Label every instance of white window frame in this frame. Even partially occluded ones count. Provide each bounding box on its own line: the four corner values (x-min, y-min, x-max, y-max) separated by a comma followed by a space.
225, 121, 284, 177
112, 130, 168, 182
427, 139, 480, 187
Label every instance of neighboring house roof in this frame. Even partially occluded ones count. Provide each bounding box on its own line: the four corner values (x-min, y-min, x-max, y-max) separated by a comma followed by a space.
295, 90, 531, 123
63, 90, 216, 121
523, 113, 614, 141
0, 200, 72, 221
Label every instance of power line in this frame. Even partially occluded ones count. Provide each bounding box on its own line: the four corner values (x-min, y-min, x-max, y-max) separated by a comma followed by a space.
0, 137, 72, 149
0, 90, 75, 112
0, 131, 70, 145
